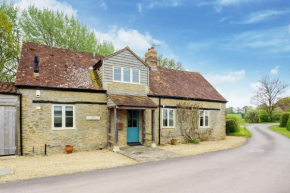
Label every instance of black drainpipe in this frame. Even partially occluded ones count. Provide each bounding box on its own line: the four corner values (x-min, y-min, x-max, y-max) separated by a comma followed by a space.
158, 97, 161, 145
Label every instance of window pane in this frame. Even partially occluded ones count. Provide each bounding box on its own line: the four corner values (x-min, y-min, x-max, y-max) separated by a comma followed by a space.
54, 117, 62, 127
169, 110, 174, 127
163, 109, 168, 127
114, 67, 121, 81
123, 68, 131, 82
132, 69, 139, 83
200, 111, 204, 127
66, 117, 73, 127
132, 119, 137, 127
205, 111, 209, 127
54, 106, 62, 116
66, 106, 73, 116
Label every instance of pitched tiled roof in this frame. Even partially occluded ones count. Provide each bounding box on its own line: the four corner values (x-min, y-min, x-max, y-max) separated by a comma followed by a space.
0, 82, 15, 93
149, 67, 227, 102
277, 103, 290, 111
108, 94, 158, 108
15, 42, 104, 89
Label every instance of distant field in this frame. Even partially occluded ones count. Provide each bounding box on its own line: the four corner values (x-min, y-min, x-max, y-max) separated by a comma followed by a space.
227, 114, 243, 119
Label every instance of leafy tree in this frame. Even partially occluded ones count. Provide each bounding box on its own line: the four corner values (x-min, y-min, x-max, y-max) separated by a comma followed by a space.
20, 6, 114, 56
251, 76, 288, 119
157, 54, 184, 70
245, 109, 260, 123
0, 1, 21, 81
226, 107, 235, 114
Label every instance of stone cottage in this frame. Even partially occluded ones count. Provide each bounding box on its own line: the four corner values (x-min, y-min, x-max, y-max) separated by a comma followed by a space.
0, 41, 227, 156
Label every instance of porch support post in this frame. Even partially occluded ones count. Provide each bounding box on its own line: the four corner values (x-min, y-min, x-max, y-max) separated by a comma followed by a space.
142, 110, 145, 145
151, 110, 156, 148
107, 108, 111, 148
113, 107, 120, 152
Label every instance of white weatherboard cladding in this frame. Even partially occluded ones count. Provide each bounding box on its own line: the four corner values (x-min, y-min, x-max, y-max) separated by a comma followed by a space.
103, 50, 149, 88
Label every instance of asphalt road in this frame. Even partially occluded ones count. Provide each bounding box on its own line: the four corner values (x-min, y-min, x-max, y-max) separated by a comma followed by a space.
1, 124, 290, 193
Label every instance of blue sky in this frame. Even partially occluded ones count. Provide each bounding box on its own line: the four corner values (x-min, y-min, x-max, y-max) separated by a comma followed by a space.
13, 0, 290, 108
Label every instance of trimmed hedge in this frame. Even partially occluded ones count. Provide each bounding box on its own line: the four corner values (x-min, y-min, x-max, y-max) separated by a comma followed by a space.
279, 112, 290, 127
259, 111, 270, 123
272, 112, 282, 122
226, 115, 240, 128
245, 109, 259, 123
226, 119, 239, 135
287, 118, 290, 131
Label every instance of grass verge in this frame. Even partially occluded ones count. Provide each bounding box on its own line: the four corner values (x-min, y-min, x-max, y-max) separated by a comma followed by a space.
269, 125, 290, 138
229, 118, 252, 137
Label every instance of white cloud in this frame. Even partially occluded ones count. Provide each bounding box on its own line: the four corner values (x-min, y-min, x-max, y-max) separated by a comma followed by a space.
137, 3, 143, 13
270, 66, 279, 75
241, 9, 290, 24
99, 2, 108, 10
205, 70, 246, 84
16, 0, 77, 16
94, 26, 165, 56
198, 0, 261, 13
250, 82, 261, 91
188, 26, 290, 55
137, 0, 180, 13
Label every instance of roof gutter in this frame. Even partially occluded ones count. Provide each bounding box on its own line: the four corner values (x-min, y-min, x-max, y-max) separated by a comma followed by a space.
16, 85, 107, 93
148, 94, 228, 103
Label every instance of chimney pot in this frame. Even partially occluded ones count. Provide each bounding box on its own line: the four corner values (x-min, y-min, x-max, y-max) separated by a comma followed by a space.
145, 47, 158, 69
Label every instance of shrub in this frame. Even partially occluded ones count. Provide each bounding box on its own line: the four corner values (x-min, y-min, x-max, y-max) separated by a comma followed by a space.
245, 109, 259, 123
272, 112, 282, 122
188, 139, 199, 144
279, 112, 290, 127
226, 115, 240, 128
287, 118, 290, 131
259, 110, 270, 123
226, 119, 239, 135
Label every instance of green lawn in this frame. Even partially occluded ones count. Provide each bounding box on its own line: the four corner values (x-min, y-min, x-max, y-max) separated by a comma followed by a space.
269, 125, 290, 138
227, 114, 243, 119
228, 118, 252, 137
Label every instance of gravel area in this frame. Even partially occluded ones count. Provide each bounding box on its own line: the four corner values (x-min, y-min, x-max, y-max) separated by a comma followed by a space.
158, 136, 247, 156
0, 150, 137, 183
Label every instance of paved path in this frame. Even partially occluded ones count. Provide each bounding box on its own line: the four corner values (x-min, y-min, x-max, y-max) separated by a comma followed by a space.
1, 124, 290, 193
119, 146, 180, 162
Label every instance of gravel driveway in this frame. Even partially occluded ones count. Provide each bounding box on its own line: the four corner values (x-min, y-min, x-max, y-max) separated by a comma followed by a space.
159, 136, 247, 156
0, 150, 137, 183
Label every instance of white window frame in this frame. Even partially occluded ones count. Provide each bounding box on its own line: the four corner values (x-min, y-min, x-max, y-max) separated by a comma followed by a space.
199, 110, 210, 128
52, 105, 75, 130
162, 108, 176, 128
113, 66, 140, 84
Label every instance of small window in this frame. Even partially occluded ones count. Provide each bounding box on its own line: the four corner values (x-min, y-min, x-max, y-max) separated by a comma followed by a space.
162, 109, 175, 128
114, 67, 121, 81
132, 69, 140, 83
53, 105, 75, 129
123, 68, 131, 82
200, 110, 209, 127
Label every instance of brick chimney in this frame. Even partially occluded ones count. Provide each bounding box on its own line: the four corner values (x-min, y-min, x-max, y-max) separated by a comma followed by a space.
145, 47, 157, 69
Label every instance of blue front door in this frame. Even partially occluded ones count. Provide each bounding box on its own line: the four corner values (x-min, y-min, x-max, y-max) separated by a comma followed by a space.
127, 110, 139, 143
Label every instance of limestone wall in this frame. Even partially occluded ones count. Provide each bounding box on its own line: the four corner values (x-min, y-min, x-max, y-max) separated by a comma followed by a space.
149, 98, 226, 145
19, 89, 107, 155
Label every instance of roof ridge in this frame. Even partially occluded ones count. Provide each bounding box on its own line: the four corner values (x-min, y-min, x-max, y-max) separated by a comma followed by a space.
22, 41, 105, 57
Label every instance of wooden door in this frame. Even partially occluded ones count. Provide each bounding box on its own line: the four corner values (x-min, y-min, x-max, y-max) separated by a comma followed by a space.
0, 106, 17, 156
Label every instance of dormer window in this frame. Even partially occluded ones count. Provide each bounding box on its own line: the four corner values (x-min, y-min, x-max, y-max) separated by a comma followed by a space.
113, 66, 140, 84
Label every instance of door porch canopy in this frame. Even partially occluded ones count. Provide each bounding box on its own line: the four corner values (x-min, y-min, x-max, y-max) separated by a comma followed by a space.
107, 94, 158, 109
106, 94, 158, 152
